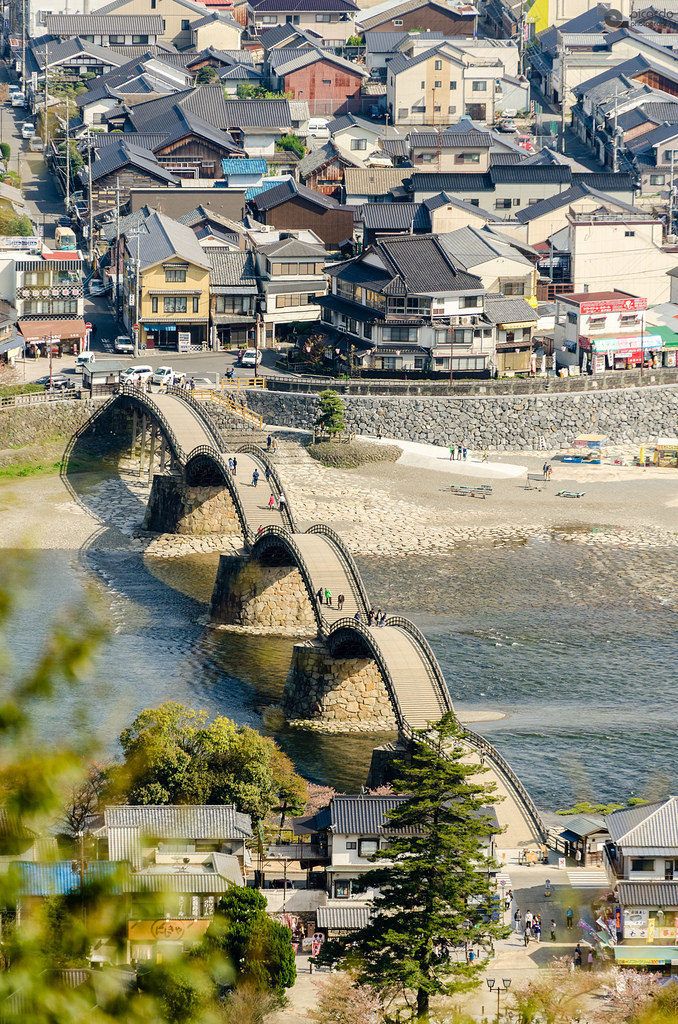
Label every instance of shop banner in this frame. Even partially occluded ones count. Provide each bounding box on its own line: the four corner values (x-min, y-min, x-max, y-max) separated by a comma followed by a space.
127, 919, 211, 942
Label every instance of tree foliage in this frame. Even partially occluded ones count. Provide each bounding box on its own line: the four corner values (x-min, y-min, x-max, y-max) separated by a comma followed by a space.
201, 888, 296, 998
315, 714, 507, 1020
109, 701, 307, 825
309, 973, 384, 1024
196, 65, 220, 84
315, 390, 346, 436
275, 133, 305, 158
510, 957, 600, 1024
0, 209, 32, 236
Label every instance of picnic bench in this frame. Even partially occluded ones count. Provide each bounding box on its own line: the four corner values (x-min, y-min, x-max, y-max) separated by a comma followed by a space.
450, 484, 493, 499
525, 473, 546, 490
557, 490, 585, 498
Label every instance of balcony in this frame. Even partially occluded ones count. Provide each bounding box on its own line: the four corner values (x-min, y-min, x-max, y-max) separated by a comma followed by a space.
267, 842, 329, 865
17, 284, 83, 299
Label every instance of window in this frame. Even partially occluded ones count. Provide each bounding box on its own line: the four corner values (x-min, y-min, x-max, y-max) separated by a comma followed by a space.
495, 198, 512, 209
132, 34, 149, 42
421, 81, 425, 89
345, 841, 357, 850
455, 151, 480, 164
461, 296, 479, 309
421, 152, 435, 162
363, 322, 372, 339
151, 297, 158, 313
434, 80, 442, 89
181, 19, 190, 29
334, 880, 351, 898
620, 313, 639, 324
448, 104, 456, 114
434, 104, 441, 113
164, 296, 187, 313
192, 297, 199, 313
393, 18, 403, 24
450, 81, 457, 90
472, 81, 487, 92
663, 150, 678, 162
469, 198, 479, 207
165, 267, 187, 283
587, 316, 606, 331
513, 198, 520, 206
381, 356, 397, 370
650, 173, 665, 185
322, 79, 332, 85
411, 104, 426, 114
350, 137, 367, 151
261, 14, 277, 22
316, 12, 331, 19
631, 858, 655, 872
383, 326, 416, 341
364, 289, 385, 310
151, 0, 156, 8
566, 311, 577, 325
624, 230, 635, 237
414, 356, 424, 369
109, 34, 124, 43
276, 293, 314, 308
502, 281, 525, 296
359, 838, 379, 857
434, 59, 443, 70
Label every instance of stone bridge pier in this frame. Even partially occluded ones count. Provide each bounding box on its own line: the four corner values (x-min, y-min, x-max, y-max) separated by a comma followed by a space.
144, 476, 242, 536
210, 554, 317, 632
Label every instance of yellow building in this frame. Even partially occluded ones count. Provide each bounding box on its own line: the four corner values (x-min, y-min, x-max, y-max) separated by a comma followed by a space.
124, 211, 211, 352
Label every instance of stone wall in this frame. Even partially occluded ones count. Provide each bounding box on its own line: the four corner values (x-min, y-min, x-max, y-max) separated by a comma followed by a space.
245, 386, 678, 450
145, 475, 242, 536
210, 554, 317, 633
0, 398, 111, 449
284, 642, 398, 733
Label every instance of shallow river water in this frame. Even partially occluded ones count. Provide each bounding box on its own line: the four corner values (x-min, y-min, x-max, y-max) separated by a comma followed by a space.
6, 534, 677, 810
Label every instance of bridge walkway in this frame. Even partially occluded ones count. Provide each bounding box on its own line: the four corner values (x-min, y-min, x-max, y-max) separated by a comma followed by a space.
370, 624, 450, 729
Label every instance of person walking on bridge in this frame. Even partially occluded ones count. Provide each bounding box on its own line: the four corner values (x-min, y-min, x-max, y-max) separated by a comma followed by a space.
337, 594, 345, 611
324, 588, 332, 607
316, 588, 324, 606
278, 492, 287, 515
232, 457, 238, 477
268, 494, 275, 511
267, 435, 272, 451
252, 468, 259, 488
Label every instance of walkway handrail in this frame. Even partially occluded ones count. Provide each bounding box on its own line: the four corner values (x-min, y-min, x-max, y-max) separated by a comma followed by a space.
305, 524, 371, 617
326, 617, 408, 732
251, 525, 330, 633
185, 444, 254, 545
235, 443, 296, 532
384, 615, 454, 716
165, 384, 225, 450
118, 384, 187, 463
204, 390, 264, 429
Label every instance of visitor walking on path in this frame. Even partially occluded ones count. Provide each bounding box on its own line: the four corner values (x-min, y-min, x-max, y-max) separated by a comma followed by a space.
268, 494, 275, 510
337, 594, 345, 611
267, 435, 272, 451
324, 588, 332, 606
278, 492, 287, 515
514, 909, 522, 934
252, 469, 259, 488
316, 589, 323, 606
566, 907, 574, 930
449, 445, 455, 461
550, 919, 557, 942
524, 929, 530, 948
232, 457, 237, 477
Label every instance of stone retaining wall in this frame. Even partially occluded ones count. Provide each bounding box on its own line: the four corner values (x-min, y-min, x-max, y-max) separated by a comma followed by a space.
245, 386, 678, 450
210, 554, 316, 633
284, 642, 397, 733
0, 398, 109, 449
145, 475, 241, 536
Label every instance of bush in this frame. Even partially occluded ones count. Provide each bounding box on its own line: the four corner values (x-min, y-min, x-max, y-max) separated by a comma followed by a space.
307, 440, 401, 469
0, 142, 10, 162
275, 133, 305, 159
0, 383, 43, 397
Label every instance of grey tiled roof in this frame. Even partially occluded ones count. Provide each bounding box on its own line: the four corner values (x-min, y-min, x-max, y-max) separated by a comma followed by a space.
422, 191, 500, 220
489, 164, 571, 184
572, 55, 652, 97
330, 795, 410, 834
364, 30, 408, 52
627, 120, 678, 152
30, 36, 129, 71
127, 86, 234, 132
206, 249, 258, 292
573, 172, 635, 192
484, 295, 538, 325
104, 804, 252, 838
557, 813, 607, 838
222, 98, 294, 130
410, 128, 492, 149
46, 13, 164, 35
317, 905, 372, 931
411, 171, 493, 192
257, 235, 327, 257
606, 797, 678, 848
387, 42, 463, 76
515, 183, 588, 223
358, 0, 474, 30
439, 225, 532, 270
92, 132, 169, 152
252, 0, 357, 10
130, 871, 237, 893
128, 211, 212, 271
259, 22, 324, 48
91, 141, 178, 184
178, 205, 246, 234
616, 881, 678, 908
356, 202, 429, 231
269, 46, 367, 78
249, 178, 339, 211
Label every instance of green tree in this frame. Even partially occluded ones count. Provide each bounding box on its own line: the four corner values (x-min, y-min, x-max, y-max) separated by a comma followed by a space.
275, 133, 305, 158
315, 389, 346, 436
201, 888, 296, 998
110, 701, 307, 825
196, 65, 219, 84
0, 142, 10, 162
315, 714, 507, 1020
0, 210, 32, 235
346, 34, 364, 46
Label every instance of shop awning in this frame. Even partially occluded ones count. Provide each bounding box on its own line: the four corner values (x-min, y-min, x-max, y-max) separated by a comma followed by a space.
18, 318, 86, 342
581, 334, 662, 353
614, 946, 678, 966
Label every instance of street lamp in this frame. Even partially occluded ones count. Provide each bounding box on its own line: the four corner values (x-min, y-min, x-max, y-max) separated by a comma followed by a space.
486, 977, 511, 1023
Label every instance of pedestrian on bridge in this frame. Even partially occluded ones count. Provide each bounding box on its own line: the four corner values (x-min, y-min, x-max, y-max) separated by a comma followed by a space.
278, 492, 287, 515
316, 588, 324, 606
337, 594, 345, 611
268, 494, 275, 511
265, 465, 271, 483
252, 469, 259, 487
267, 435, 272, 451
232, 457, 238, 476
324, 588, 332, 606
228, 458, 234, 473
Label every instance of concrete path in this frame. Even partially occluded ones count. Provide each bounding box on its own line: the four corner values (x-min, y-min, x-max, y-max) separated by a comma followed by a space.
366, 435, 528, 479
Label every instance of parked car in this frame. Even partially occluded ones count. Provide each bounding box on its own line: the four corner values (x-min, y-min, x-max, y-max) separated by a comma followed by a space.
239, 348, 262, 368
11, 92, 25, 107
75, 351, 96, 372
495, 118, 517, 133
113, 334, 134, 354
152, 365, 181, 386
87, 278, 107, 296
9, 84, 22, 97
21, 122, 35, 139
120, 365, 153, 385
35, 373, 76, 392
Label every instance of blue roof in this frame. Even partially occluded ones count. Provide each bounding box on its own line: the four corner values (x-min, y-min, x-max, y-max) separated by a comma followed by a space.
12, 861, 124, 897
245, 181, 281, 199
222, 158, 267, 176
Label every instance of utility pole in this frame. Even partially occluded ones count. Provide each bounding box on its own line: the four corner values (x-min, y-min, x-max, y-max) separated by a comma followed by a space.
21, 0, 26, 91
43, 41, 49, 147
87, 128, 94, 266
669, 151, 676, 238
65, 96, 70, 209
612, 84, 619, 174
558, 38, 567, 154
135, 228, 141, 358
115, 175, 121, 324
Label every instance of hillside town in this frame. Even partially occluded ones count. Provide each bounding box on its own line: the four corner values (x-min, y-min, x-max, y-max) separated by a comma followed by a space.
0, 0, 677, 1020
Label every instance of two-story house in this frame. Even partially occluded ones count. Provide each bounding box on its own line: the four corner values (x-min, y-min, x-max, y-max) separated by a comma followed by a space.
44, 12, 165, 47
90, 0, 243, 51
553, 288, 660, 374
253, 232, 327, 344
207, 249, 259, 349
606, 797, 678, 969
123, 211, 211, 351
267, 46, 368, 117
13, 250, 87, 357
248, 179, 355, 248
318, 233, 492, 375
249, 0, 359, 46
356, 0, 477, 38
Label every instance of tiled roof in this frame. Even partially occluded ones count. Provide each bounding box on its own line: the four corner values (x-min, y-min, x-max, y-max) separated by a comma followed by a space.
125, 212, 213, 271
422, 191, 500, 220
127, 85, 233, 131
46, 13, 165, 34
364, 30, 408, 52
410, 128, 492, 149
377, 234, 483, 295
357, 201, 429, 231
221, 158, 267, 175
91, 141, 178, 184
30, 36, 129, 72
627, 120, 678, 152
259, 23, 324, 48
358, 0, 475, 30
190, 9, 243, 29
484, 295, 538, 324
616, 881, 678, 908
130, 871, 238, 893
572, 55, 652, 97
222, 98, 294, 129
411, 171, 493, 192
249, 178, 339, 211
439, 225, 531, 269
269, 45, 367, 78
387, 42, 464, 76
105, 804, 252, 837
606, 797, 678, 848
489, 164, 572, 184
490, 152, 523, 165
515, 183, 588, 222
257, 235, 326, 256
557, 813, 607, 838
136, 105, 243, 154
317, 904, 372, 930
206, 249, 258, 291
177, 205, 245, 234
220, 64, 262, 81
572, 172, 635, 192
252, 0, 357, 10
379, 137, 408, 158
329, 795, 411, 834
344, 167, 412, 196
92, 132, 169, 151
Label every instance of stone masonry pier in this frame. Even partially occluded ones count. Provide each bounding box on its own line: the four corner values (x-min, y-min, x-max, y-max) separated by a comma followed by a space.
210, 553, 316, 632
145, 476, 242, 536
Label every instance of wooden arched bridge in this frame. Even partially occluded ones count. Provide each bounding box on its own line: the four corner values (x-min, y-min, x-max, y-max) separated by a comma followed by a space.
77, 384, 546, 847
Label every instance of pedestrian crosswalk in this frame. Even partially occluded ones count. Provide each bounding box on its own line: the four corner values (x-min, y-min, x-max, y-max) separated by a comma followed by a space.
566, 868, 609, 888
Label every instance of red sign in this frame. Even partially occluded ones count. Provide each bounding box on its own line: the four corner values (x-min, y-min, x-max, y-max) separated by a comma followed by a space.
85, 321, 92, 329
579, 296, 647, 315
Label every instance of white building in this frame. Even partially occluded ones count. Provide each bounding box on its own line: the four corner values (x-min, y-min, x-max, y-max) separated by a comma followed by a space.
553, 288, 660, 373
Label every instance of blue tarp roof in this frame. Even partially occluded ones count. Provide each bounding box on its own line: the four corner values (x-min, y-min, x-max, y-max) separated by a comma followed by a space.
221, 158, 267, 176
12, 861, 124, 896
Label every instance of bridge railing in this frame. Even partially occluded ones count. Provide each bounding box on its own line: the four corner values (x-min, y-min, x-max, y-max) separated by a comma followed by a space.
326, 616, 409, 732
305, 524, 371, 616
202, 390, 265, 430
118, 383, 186, 463
251, 524, 330, 633
235, 443, 296, 532
383, 615, 454, 716
165, 385, 226, 450
185, 444, 254, 544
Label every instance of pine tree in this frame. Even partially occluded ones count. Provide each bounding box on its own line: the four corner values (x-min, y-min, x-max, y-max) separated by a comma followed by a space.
315, 713, 507, 1020
315, 389, 346, 436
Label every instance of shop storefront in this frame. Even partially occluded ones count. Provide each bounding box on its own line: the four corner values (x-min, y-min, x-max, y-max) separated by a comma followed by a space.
18, 317, 87, 356
128, 918, 212, 963
578, 333, 664, 373
211, 315, 256, 351
140, 321, 208, 352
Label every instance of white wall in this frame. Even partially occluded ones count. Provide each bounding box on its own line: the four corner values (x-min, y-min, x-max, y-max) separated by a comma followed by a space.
570, 220, 675, 306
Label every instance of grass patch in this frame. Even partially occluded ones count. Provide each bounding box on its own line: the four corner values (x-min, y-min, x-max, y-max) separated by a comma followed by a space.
0, 459, 62, 479
307, 440, 401, 469
0, 383, 43, 398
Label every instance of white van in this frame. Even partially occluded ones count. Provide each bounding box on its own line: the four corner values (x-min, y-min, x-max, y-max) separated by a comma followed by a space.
120, 364, 153, 385
307, 117, 330, 139
75, 351, 96, 372
11, 92, 26, 107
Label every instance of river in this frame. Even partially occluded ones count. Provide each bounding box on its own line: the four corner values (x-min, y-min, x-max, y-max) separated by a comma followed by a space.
6, 519, 677, 809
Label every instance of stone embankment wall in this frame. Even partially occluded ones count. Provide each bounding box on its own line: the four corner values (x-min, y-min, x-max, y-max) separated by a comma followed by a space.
210, 554, 316, 633
0, 399, 110, 448
145, 475, 242, 536
245, 386, 678, 450
284, 642, 397, 733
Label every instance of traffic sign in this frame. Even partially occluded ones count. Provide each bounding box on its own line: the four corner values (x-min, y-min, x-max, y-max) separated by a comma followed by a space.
85, 321, 92, 329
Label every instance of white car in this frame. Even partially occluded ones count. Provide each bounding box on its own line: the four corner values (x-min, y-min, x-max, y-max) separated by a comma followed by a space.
121, 364, 153, 385
240, 348, 262, 368
75, 351, 96, 372
21, 122, 35, 139
152, 365, 181, 386
88, 278, 107, 296
306, 117, 330, 138
113, 335, 134, 354
11, 92, 25, 107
